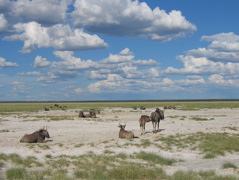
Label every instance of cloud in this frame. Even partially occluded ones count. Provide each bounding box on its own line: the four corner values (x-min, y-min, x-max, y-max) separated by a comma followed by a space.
164, 32, 239, 78
86, 73, 187, 94
202, 32, 239, 43
186, 32, 239, 62
72, 0, 197, 41
34, 48, 160, 84
1, 0, 69, 26
74, 88, 83, 93
0, 14, 8, 33
4, 22, 108, 53
165, 55, 239, 77
0, 57, 18, 68
208, 74, 239, 86
34, 56, 51, 68
10, 81, 29, 93
53, 51, 98, 70
17, 71, 41, 76
132, 59, 158, 66
100, 51, 134, 64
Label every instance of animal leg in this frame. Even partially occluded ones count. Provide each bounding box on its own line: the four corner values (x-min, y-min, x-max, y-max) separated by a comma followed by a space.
157, 120, 160, 132
152, 122, 156, 133
140, 125, 143, 135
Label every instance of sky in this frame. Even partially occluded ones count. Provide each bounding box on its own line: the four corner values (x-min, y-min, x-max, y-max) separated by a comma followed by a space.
1, 0, 239, 101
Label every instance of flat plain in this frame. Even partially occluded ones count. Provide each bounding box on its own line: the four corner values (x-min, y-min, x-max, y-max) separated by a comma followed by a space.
0, 101, 239, 179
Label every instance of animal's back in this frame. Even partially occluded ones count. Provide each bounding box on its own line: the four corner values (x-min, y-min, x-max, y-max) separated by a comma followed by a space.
150, 112, 159, 121
20, 133, 37, 143
119, 129, 134, 138
139, 115, 150, 126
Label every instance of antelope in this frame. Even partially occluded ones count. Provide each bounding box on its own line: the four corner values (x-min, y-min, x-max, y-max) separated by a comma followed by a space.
118, 122, 138, 138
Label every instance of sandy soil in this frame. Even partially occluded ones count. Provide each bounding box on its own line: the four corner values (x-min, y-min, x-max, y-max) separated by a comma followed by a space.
1, 107, 239, 177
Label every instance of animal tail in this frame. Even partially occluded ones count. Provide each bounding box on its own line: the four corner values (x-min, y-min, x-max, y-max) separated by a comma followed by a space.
134, 136, 139, 138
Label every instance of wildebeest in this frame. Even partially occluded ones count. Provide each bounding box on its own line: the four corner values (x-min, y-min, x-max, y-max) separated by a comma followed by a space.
79, 111, 97, 118
20, 127, 50, 143
133, 106, 137, 110
118, 122, 138, 138
140, 106, 146, 110
139, 115, 151, 135
150, 108, 164, 133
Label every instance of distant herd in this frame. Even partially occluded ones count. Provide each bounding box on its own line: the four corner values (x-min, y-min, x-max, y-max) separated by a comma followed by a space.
20, 106, 168, 143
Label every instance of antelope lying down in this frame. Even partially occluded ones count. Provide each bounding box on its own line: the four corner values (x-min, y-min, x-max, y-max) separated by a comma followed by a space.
118, 122, 138, 139
79, 111, 97, 118
20, 127, 50, 143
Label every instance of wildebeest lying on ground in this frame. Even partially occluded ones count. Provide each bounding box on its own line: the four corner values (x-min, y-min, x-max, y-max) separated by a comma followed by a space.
118, 122, 138, 138
20, 127, 50, 143
79, 111, 97, 118
140, 106, 146, 110
139, 115, 151, 135
150, 108, 164, 133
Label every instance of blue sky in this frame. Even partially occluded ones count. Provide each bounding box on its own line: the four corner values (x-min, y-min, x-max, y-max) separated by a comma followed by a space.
1, 0, 239, 101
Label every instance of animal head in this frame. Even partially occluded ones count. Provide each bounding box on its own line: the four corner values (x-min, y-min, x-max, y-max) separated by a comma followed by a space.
39, 127, 50, 138
155, 108, 164, 119
90, 112, 97, 118
159, 109, 165, 119
118, 122, 126, 130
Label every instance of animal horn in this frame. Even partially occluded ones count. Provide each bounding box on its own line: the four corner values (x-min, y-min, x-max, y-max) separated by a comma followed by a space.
119, 122, 126, 126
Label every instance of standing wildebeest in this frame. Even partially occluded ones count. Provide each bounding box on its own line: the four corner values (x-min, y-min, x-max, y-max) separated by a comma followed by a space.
139, 115, 151, 135
79, 111, 97, 118
118, 122, 138, 138
150, 108, 164, 133
20, 127, 50, 143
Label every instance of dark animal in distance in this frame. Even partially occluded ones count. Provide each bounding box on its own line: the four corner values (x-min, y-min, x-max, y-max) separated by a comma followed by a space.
133, 106, 137, 110
20, 127, 50, 143
150, 108, 164, 133
118, 122, 138, 138
79, 111, 97, 118
139, 115, 151, 135
140, 106, 146, 110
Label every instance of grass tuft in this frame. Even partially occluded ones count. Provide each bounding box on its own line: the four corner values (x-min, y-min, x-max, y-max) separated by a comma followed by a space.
223, 162, 238, 169
135, 151, 177, 165
6, 168, 26, 180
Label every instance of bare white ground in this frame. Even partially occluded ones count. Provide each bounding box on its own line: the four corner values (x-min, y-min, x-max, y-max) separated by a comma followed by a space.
1, 107, 239, 176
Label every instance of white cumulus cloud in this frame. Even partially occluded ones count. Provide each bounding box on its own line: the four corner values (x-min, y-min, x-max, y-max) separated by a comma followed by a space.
72, 0, 196, 41
0, 14, 8, 33
4, 22, 108, 53
34, 56, 51, 68
10, 0, 69, 25
0, 57, 18, 68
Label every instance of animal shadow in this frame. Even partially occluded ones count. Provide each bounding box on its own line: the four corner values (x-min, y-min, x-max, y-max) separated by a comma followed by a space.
144, 129, 165, 134
157, 129, 165, 132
